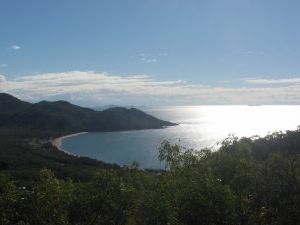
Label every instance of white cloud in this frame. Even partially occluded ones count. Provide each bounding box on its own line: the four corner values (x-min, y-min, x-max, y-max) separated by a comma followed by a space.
144, 58, 158, 63
11, 45, 21, 50
140, 52, 162, 63
1, 71, 300, 105
0, 75, 6, 83
244, 77, 300, 84
0, 64, 7, 68
141, 55, 158, 63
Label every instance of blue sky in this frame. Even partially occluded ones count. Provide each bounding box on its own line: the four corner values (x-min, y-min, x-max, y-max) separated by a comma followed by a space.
1, 0, 300, 106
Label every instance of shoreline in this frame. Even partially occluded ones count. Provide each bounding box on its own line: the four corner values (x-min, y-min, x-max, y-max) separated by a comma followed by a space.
51, 132, 88, 155
49, 125, 175, 156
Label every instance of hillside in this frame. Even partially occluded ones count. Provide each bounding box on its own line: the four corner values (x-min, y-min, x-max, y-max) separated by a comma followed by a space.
0, 93, 176, 132
1, 128, 300, 224
0, 130, 119, 185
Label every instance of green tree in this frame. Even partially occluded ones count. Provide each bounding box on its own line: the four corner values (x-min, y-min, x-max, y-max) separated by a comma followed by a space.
24, 169, 74, 225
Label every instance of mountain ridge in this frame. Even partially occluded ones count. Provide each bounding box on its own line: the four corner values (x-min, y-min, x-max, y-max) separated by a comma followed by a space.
0, 93, 176, 132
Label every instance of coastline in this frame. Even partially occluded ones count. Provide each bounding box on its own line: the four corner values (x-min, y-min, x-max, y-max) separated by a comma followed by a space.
49, 125, 174, 156
51, 132, 88, 155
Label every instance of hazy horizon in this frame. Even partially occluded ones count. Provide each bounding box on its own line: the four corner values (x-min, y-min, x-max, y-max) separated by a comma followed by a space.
4, 92, 300, 108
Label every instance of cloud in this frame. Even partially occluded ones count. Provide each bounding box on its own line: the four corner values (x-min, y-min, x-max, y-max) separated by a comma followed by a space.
0, 64, 7, 68
244, 77, 300, 84
11, 45, 21, 50
144, 58, 158, 63
0, 75, 6, 83
140, 52, 167, 63
140, 54, 158, 63
1, 71, 300, 105
0, 71, 191, 104
141, 57, 158, 63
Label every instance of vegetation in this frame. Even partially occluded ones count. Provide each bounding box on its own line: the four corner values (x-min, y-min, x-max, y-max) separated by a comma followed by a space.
1, 127, 300, 224
0, 128, 120, 186
0, 93, 175, 132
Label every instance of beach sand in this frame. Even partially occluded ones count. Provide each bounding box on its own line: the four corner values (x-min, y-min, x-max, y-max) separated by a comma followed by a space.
51, 132, 88, 155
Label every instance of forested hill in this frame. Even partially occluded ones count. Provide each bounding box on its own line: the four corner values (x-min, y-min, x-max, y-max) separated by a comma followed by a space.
0, 93, 176, 132
1, 126, 300, 224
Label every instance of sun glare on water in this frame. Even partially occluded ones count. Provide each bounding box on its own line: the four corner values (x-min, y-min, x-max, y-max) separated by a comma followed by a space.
148, 105, 300, 148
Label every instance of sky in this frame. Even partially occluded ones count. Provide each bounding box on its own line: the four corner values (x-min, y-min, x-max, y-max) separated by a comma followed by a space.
0, 0, 300, 106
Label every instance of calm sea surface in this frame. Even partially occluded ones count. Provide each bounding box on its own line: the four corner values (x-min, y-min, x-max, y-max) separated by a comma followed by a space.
62, 106, 300, 169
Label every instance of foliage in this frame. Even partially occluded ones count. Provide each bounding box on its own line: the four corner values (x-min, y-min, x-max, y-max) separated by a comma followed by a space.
1, 129, 300, 224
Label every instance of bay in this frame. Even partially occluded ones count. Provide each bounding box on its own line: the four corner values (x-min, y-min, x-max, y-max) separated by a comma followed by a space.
62, 105, 300, 169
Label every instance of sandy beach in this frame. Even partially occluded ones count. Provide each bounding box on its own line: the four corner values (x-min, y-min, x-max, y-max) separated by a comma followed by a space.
51, 132, 88, 155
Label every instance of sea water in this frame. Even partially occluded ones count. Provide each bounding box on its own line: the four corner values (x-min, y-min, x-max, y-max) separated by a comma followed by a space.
62, 105, 300, 169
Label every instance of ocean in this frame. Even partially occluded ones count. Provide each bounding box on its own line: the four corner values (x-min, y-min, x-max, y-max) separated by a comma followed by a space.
62, 105, 300, 169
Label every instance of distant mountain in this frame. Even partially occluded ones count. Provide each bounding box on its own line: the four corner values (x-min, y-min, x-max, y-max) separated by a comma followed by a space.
93, 105, 121, 111
93, 104, 148, 111
0, 93, 176, 132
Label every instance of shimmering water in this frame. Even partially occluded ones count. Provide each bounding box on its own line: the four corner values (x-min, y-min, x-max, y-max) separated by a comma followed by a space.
62, 106, 300, 168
